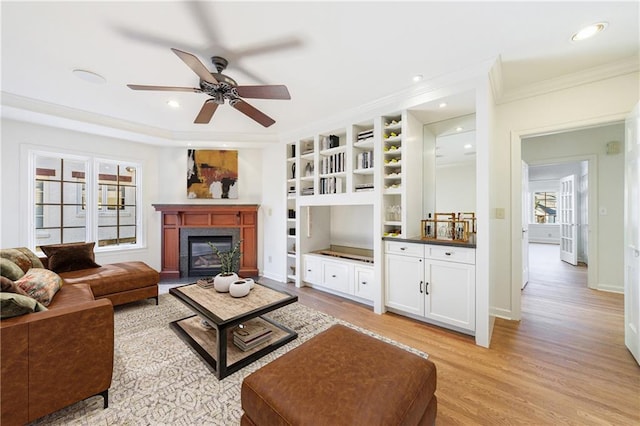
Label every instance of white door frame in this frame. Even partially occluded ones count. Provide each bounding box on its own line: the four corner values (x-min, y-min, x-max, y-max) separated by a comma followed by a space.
509, 114, 625, 320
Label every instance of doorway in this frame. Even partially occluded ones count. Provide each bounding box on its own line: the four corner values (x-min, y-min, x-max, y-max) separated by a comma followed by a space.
523, 160, 590, 281
511, 121, 626, 320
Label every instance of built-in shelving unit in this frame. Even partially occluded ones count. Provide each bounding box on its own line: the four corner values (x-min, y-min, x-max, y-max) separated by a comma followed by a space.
318, 129, 347, 195
380, 112, 422, 239
284, 108, 427, 310
285, 142, 298, 283
352, 121, 375, 194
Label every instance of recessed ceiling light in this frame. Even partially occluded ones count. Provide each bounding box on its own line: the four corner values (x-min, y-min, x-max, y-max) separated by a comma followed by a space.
167, 100, 180, 108
439, 102, 447, 108
72, 69, 106, 84
571, 22, 607, 41
456, 127, 463, 132
464, 144, 473, 149
412, 74, 423, 83
222, 143, 228, 148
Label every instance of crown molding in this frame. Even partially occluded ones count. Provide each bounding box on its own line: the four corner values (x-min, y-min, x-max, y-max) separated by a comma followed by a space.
0, 92, 279, 146
495, 56, 639, 105
279, 57, 497, 142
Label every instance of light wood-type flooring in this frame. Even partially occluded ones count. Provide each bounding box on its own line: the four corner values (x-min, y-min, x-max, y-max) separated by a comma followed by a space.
261, 243, 639, 425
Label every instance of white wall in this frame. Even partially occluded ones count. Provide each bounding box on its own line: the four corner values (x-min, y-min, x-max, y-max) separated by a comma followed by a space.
259, 143, 286, 281
1, 119, 268, 274
491, 72, 639, 319
330, 205, 374, 249
1, 119, 161, 268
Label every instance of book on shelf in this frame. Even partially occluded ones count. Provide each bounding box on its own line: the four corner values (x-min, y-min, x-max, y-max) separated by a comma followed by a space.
233, 320, 273, 351
233, 332, 273, 351
233, 319, 272, 342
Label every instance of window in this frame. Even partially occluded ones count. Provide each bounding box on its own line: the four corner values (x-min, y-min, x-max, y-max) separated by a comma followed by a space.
533, 191, 557, 224
32, 152, 141, 251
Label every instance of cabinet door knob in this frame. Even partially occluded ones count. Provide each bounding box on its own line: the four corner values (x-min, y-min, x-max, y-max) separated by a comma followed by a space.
400, 247, 406, 251
425, 282, 429, 295
307, 269, 312, 272
361, 281, 367, 285
331, 274, 337, 278
419, 280, 423, 293
445, 252, 452, 256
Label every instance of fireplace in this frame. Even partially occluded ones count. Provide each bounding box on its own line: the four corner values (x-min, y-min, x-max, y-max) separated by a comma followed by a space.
179, 227, 240, 278
188, 236, 232, 277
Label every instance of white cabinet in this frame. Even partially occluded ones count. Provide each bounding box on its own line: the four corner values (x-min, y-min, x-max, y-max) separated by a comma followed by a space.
303, 254, 373, 303
424, 259, 475, 332
321, 259, 350, 293
385, 241, 476, 334
385, 253, 423, 316
354, 266, 374, 300
303, 255, 321, 285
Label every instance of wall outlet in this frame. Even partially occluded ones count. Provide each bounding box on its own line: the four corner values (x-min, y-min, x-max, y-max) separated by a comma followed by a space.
495, 207, 505, 219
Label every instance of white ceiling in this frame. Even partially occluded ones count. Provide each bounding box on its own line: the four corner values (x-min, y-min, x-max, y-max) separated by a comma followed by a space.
1, 1, 638, 145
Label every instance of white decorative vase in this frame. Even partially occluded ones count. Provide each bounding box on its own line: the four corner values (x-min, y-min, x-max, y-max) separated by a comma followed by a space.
243, 277, 255, 289
229, 279, 251, 298
213, 272, 238, 293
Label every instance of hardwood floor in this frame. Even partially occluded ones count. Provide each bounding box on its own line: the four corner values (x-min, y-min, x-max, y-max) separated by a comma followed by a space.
263, 243, 639, 425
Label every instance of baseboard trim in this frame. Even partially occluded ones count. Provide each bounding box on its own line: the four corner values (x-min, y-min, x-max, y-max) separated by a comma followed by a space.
597, 284, 623, 294
491, 307, 514, 320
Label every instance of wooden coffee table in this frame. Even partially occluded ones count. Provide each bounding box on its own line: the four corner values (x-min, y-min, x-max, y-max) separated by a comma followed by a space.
169, 282, 298, 379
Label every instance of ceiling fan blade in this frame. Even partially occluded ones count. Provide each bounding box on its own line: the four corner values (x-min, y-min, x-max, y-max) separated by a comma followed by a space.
171, 48, 218, 84
127, 84, 201, 93
236, 85, 291, 100
194, 99, 219, 124
231, 100, 275, 128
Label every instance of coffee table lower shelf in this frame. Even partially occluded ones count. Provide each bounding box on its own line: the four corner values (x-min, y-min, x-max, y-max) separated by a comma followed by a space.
170, 315, 297, 379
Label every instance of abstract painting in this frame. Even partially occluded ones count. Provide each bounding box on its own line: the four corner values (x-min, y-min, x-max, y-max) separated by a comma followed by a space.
187, 149, 238, 199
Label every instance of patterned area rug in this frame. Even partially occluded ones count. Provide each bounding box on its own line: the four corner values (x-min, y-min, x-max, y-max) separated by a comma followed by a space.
33, 293, 426, 425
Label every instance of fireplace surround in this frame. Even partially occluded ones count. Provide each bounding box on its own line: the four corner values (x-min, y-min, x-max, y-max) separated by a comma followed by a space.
180, 228, 240, 277
153, 204, 258, 279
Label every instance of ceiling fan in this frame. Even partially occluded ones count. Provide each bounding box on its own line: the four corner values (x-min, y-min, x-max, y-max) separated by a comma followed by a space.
127, 48, 291, 127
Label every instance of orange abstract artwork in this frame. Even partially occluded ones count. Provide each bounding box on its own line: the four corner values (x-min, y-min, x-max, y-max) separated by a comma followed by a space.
187, 149, 238, 199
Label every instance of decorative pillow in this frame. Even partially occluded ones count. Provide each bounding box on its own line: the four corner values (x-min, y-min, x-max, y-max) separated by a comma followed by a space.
0, 276, 29, 296
0, 292, 48, 319
15, 247, 44, 269
0, 257, 26, 280
0, 248, 32, 273
15, 268, 63, 306
40, 242, 101, 273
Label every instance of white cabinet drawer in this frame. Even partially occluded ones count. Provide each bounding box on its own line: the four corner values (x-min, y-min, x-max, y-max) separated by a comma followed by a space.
425, 245, 475, 264
385, 241, 424, 257
303, 255, 321, 285
354, 266, 374, 301
321, 261, 350, 293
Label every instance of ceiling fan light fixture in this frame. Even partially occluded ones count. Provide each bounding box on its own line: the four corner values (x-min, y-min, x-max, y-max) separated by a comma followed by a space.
571, 22, 607, 41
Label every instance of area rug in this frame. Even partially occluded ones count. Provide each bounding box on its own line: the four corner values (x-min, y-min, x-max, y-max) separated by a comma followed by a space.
32, 293, 426, 425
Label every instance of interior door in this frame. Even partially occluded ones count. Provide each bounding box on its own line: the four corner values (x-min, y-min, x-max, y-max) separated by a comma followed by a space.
522, 161, 530, 288
559, 174, 578, 265
625, 103, 640, 365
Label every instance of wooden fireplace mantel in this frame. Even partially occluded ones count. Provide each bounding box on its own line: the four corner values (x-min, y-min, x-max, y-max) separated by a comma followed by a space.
153, 204, 259, 279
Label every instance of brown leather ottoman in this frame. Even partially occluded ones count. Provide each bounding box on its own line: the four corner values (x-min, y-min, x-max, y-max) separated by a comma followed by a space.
241, 324, 437, 426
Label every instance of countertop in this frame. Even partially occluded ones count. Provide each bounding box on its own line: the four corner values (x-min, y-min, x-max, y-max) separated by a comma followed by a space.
382, 236, 476, 249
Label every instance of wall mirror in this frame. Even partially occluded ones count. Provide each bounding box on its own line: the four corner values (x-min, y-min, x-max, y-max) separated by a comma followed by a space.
423, 113, 477, 217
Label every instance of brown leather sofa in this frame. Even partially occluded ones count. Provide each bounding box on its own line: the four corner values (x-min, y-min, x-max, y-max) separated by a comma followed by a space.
0, 283, 114, 426
241, 324, 437, 426
41, 258, 160, 306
